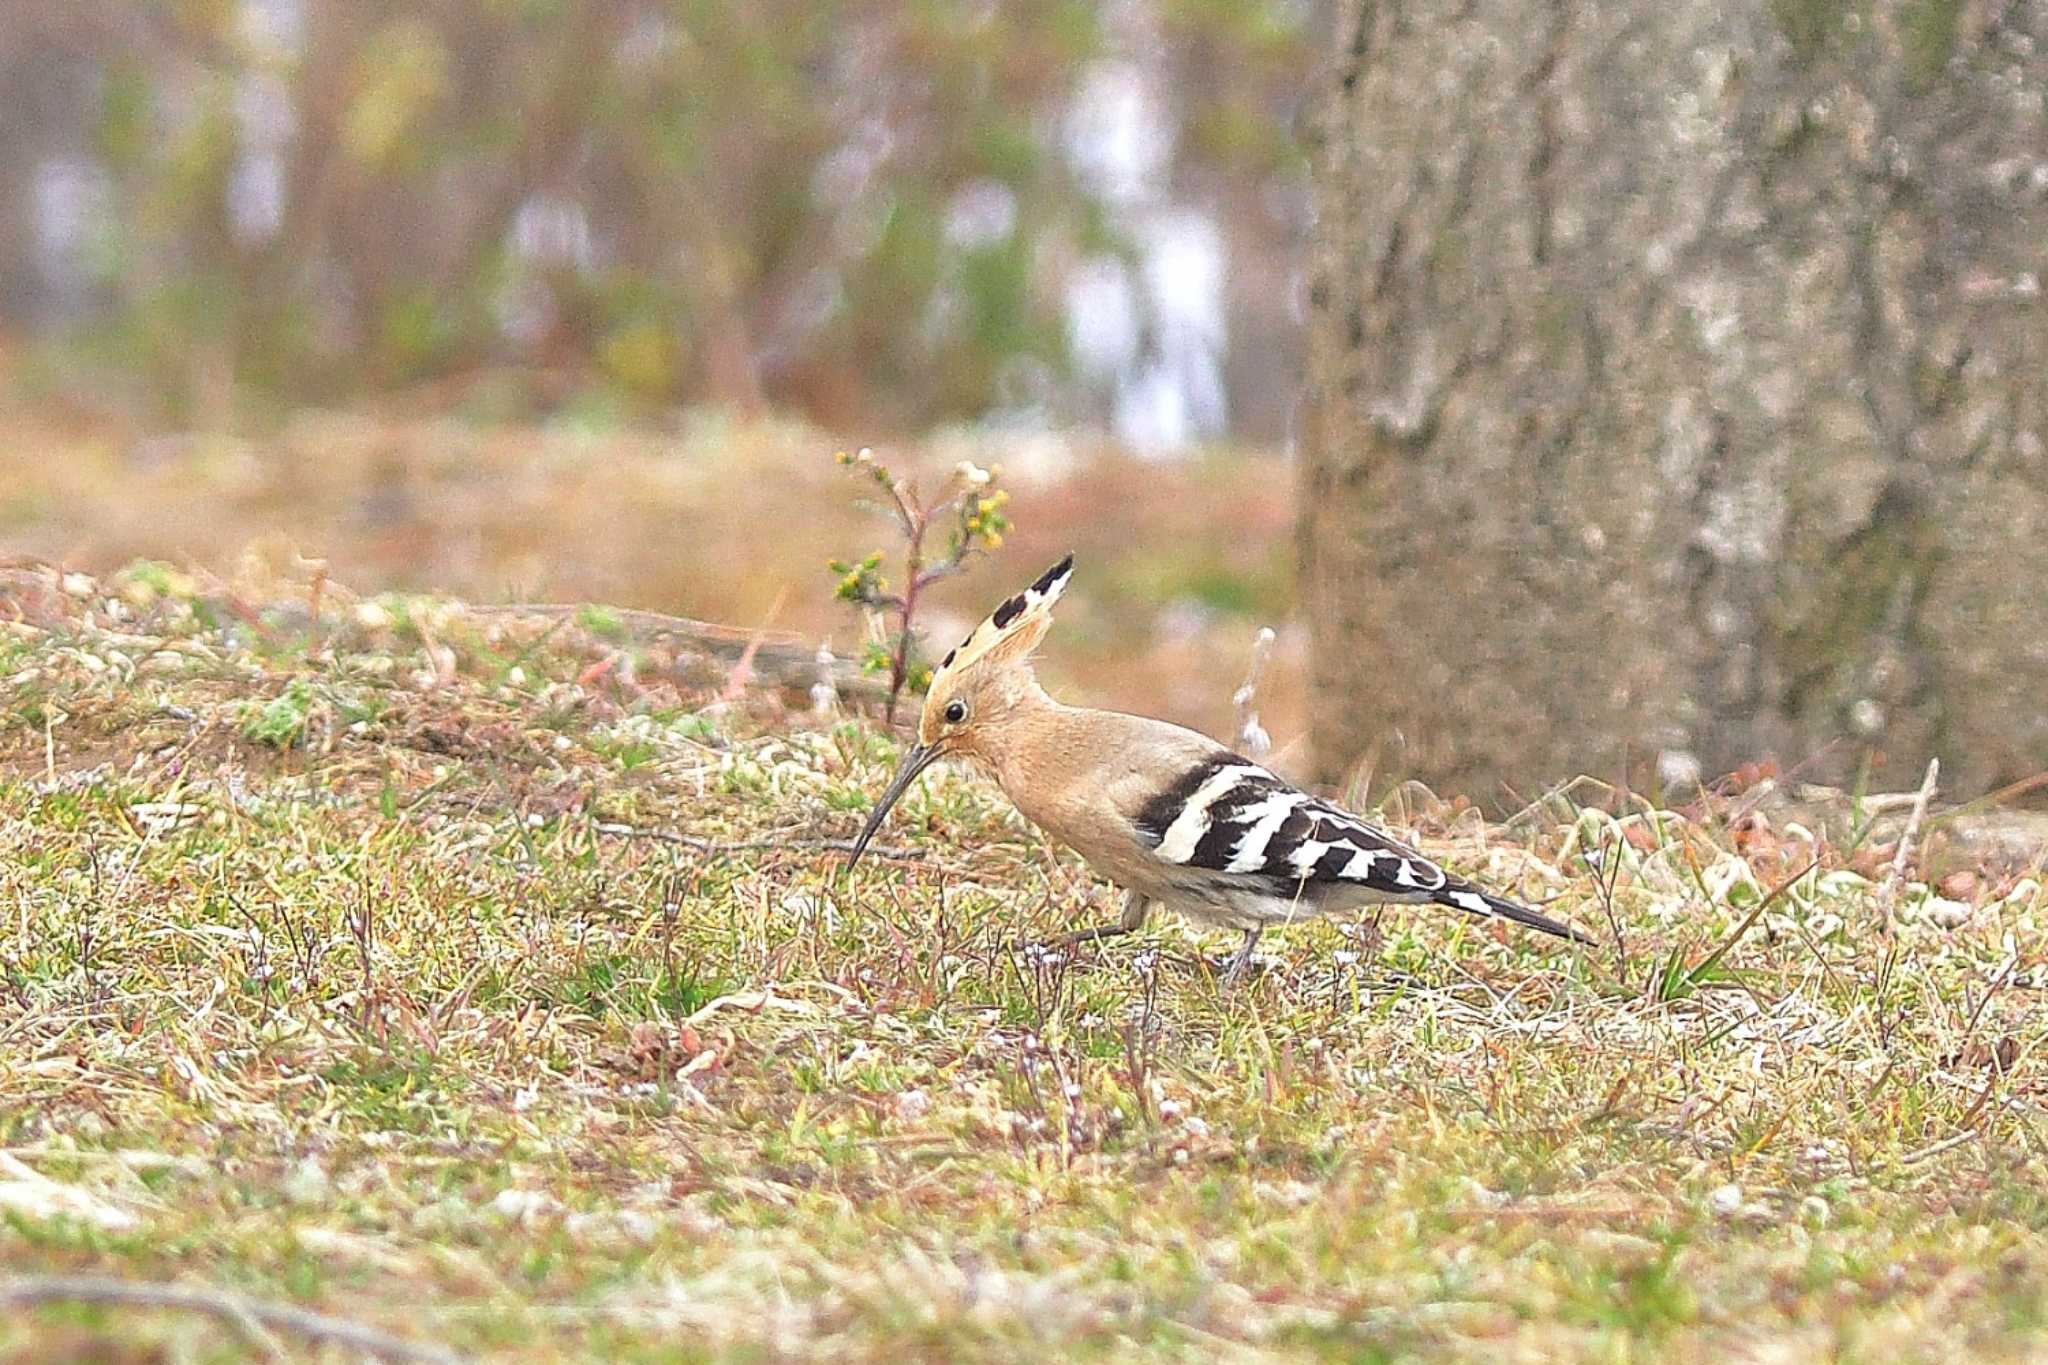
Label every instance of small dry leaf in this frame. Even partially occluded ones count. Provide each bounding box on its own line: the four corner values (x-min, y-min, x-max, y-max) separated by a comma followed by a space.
619, 1021, 676, 1079
1849, 843, 1897, 880
1729, 760, 1780, 791
1944, 1036, 2020, 1074
1937, 869, 1981, 902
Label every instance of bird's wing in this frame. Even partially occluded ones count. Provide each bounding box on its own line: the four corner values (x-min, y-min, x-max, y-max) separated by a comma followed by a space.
1132, 754, 1451, 900
1131, 753, 1593, 943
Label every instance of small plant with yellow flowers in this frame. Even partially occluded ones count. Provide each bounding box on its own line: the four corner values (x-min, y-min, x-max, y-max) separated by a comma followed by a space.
827, 447, 1013, 723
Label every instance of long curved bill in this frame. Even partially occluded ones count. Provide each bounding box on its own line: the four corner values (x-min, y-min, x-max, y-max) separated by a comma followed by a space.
846, 743, 943, 868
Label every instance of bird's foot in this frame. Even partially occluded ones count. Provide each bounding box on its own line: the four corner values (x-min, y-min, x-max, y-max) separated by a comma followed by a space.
1216, 928, 1265, 987
1336, 917, 1386, 960
1210, 955, 1274, 985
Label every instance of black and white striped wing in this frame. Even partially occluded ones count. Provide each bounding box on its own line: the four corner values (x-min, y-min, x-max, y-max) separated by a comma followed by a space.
1133, 756, 1454, 902
1132, 753, 1591, 943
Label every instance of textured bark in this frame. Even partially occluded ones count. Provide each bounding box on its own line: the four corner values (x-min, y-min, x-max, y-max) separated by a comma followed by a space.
1301, 0, 2048, 801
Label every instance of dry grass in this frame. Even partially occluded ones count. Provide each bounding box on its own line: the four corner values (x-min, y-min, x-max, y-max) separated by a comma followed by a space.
0, 403, 1303, 754
0, 562, 2044, 1363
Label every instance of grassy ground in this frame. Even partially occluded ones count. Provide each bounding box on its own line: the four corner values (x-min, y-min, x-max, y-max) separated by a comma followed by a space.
1, 563, 2044, 1363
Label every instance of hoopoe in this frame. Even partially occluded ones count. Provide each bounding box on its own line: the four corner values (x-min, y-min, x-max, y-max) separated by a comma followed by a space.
847, 554, 1594, 979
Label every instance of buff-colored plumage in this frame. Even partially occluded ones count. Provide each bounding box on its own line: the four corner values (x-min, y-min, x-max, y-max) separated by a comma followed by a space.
848, 555, 1592, 978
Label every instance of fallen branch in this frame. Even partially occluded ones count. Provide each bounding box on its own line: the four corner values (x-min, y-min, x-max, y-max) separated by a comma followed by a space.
0, 1274, 467, 1364
464, 601, 880, 692
462, 601, 790, 645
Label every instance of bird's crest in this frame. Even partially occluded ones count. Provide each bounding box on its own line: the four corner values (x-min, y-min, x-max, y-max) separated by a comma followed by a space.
929, 552, 1072, 692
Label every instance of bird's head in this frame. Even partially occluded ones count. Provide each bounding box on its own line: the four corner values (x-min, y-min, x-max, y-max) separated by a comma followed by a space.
846, 552, 1073, 867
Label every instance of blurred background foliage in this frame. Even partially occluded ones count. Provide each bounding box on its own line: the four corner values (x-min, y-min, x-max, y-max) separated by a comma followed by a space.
16, 0, 2037, 800
2, 0, 1321, 443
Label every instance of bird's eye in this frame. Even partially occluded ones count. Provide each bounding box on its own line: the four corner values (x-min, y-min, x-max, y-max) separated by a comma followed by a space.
943, 700, 968, 725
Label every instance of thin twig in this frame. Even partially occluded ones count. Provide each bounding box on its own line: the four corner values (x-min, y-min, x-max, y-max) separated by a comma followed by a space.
1722, 738, 1847, 827
1232, 626, 1276, 759
1439, 1204, 1652, 1224
1899, 1129, 1979, 1166
0, 1275, 468, 1364
1879, 757, 1940, 934
592, 822, 922, 862
1926, 768, 2048, 831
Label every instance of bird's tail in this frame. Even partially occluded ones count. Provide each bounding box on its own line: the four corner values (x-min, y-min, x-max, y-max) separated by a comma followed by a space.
1440, 882, 1598, 946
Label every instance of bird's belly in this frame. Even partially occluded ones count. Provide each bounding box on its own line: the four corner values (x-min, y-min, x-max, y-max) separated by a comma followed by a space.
1058, 847, 1302, 932
1153, 877, 1328, 931
1130, 869, 1439, 932
1061, 829, 1430, 932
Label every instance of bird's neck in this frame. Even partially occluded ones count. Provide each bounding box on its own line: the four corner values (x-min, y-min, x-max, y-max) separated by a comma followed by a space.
981, 682, 1117, 821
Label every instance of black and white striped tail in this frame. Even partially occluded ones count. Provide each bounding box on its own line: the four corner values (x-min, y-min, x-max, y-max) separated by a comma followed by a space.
1134, 752, 1595, 946
1437, 882, 1597, 946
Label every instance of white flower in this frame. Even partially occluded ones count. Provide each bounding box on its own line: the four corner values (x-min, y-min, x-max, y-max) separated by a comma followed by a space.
491, 1188, 558, 1222
282, 1158, 331, 1206
955, 460, 992, 487
1921, 896, 1974, 928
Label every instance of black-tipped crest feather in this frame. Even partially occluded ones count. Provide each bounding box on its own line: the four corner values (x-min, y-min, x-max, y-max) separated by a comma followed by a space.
928, 552, 1074, 688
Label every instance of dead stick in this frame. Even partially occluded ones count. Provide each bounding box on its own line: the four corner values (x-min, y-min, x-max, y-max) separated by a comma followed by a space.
592, 822, 923, 863
462, 601, 795, 645
1879, 757, 1940, 934
0, 1275, 467, 1364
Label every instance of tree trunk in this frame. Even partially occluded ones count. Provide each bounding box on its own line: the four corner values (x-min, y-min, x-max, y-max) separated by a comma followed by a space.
1300, 0, 2048, 803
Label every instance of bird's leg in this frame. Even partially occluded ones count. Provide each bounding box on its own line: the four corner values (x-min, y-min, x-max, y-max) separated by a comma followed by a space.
1050, 887, 1150, 950
1222, 927, 1264, 986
